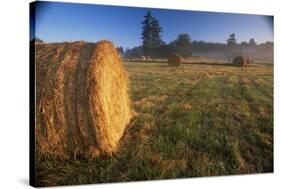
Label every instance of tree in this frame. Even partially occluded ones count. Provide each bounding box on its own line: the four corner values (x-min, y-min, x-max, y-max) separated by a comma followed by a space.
141, 11, 153, 55
249, 38, 257, 48
240, 41, 249, 49
226, 33, 239, 59
151, 17, 163, 47
130, 46, 144, 58
174, 33, 191, 56
124, 48, 131, 58
141, 11, 163, 57
226, 33, 237, 48
123, 46, 144, 58
117, 46, 124, 56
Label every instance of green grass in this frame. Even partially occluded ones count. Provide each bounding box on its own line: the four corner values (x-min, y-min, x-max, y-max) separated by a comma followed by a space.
35, 62, 273, 186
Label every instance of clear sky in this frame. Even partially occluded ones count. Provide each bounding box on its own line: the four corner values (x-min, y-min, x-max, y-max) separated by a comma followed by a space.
31, 1, 273, 48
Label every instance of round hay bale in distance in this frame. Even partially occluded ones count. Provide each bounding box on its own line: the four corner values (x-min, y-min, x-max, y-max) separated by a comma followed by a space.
167, 53, 182, 66
232, 56, 249, 67
35, 40, 131, 159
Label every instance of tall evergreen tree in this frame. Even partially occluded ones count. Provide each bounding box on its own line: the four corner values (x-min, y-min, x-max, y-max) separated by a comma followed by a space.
226, 33, 239, 59
151, 17, 162, 47
226, 33, 237, 48
141, 11, 153, 54
141, 11, 162, 56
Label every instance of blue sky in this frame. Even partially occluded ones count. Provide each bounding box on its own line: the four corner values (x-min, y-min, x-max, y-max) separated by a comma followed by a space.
31, 1, 273, 48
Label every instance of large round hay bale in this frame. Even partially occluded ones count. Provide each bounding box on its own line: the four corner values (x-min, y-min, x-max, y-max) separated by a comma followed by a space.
35, 40, 131, 159
232, 56, 249, 67
167, 53, 182, 66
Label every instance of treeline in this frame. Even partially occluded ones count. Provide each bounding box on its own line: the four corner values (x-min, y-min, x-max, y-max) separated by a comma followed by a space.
120, 38, 273, 59
119, 11, 273, 60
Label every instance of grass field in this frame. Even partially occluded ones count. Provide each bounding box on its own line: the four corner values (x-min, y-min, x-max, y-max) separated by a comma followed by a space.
36, 62, 273, 186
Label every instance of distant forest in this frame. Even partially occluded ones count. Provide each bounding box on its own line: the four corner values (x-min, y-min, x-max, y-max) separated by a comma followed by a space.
118, 11, 273, 61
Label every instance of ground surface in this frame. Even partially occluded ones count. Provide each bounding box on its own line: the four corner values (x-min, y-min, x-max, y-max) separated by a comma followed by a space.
36, 61, 273, 186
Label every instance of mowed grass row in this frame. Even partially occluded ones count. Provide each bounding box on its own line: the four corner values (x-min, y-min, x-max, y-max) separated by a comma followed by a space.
36, 62, 273, 186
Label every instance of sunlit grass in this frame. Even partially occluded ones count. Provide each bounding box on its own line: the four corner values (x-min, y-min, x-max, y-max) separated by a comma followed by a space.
36, 62, 273, 186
